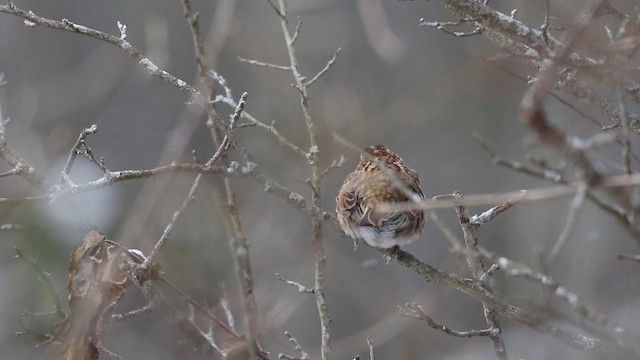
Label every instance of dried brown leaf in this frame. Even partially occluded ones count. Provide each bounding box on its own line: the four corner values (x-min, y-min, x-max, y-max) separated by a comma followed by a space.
58, 231, 130, 360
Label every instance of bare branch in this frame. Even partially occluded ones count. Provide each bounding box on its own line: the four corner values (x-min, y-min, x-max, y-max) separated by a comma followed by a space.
265, 0, 285, 19
0, 3, 216, 118
141, 88, 245, 268
269, 0, 335, 357
209, 71, 307, 158
383, 246, 635, 356
476, 247, 623, 336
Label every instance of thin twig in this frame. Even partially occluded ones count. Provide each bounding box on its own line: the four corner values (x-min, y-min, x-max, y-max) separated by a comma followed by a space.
383, 245, 635, 356
306, 48, 342, 87
470, 190, 526, 225
238, 56, 290, 70
451, 193, 508, 359
548, 183, 587, 261
0, 167, 19, 178
366, 337, 375, 360
399, 303, 493, 337
0, 103, 50, 190
0, 3, 216, 121
283, 331, 311, 360
420, 18, 482, 37
141, 169, 202, 270
60, 124, 98, 183
475, 246, 623, 335
319, 155, 345, 179
270, 0, 333, 358
112, 303, 154, 320
291, 17, 302, 45
178, 5, 263, 354
141, 95, 243, 270
276, 273, 315, 294
474, 132, 563, 182
14, 248, 66, 320
100, 346, 126, 360
209, 70, 307, 158
474, 131, 640, 242
617, 91, 633, 175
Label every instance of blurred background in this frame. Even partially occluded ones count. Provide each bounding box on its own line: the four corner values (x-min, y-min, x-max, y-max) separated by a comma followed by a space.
1, 0, 640, 359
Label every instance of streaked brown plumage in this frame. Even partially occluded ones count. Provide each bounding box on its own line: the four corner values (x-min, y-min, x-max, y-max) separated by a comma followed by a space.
336, 145, 425, 248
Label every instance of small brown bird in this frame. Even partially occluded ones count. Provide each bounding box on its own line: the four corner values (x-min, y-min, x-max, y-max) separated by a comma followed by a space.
336, 145, 426, 249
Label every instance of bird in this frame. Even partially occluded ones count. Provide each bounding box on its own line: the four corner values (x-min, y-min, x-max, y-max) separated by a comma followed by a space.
336, 145, 426, 249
